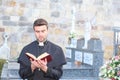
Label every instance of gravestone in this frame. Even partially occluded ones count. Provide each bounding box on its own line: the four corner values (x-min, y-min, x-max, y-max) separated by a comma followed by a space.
77, 38, 84, 49
87, 38, 102, 51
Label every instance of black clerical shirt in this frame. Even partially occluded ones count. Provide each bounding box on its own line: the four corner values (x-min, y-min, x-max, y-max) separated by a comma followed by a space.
18, 40, 66, 80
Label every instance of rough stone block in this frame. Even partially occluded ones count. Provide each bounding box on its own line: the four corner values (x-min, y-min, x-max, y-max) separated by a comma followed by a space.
0, 28, 5, 32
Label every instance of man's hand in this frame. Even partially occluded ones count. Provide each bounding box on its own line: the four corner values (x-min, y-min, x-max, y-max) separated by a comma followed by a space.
36, 58, 48, 73
30, 58, 48, 73
30, 58, 38, 72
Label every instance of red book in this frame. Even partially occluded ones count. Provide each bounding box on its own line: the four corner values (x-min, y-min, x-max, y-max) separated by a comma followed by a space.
25, 52, 52, 62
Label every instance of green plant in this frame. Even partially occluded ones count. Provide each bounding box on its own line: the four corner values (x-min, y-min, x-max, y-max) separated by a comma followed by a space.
0, 59, 6, 77
99, 55, 120, 80
69, 32, 76, 39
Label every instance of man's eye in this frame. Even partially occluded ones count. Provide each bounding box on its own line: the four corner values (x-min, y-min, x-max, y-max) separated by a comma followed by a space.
42, 30, 45, 33
36, 31, 39, 33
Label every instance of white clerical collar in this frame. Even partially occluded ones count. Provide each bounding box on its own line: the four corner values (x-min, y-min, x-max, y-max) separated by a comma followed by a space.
39, 42, 44, 46
38, 40, 47, 46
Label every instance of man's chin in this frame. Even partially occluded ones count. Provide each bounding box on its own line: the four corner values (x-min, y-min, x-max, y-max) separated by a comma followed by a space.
39, 40, 44, 42
38, 39, 45, 42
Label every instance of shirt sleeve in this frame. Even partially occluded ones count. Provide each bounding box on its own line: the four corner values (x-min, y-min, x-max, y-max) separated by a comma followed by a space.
18, 46, 35, 79
42, 45, 66, 79
18, 61, 34, 79
43, 65, 63, 79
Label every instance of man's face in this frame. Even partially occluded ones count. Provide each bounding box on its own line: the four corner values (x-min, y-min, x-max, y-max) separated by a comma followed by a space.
34, 25, 48, 42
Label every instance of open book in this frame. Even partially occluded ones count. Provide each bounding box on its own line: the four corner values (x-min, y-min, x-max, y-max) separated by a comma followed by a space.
25, 52, 52, 62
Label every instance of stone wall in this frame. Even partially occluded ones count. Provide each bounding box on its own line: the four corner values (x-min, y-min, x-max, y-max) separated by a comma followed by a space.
0, 0, 120, 61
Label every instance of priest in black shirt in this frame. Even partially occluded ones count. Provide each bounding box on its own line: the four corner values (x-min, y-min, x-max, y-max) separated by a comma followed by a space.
18, 18, 66, 80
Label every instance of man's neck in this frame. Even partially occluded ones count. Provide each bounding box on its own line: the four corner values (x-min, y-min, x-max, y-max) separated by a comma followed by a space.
38, 40, 47, 46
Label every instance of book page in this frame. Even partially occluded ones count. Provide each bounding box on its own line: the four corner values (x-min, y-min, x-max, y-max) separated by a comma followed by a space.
37, 52, 49, 59
26, 53, 37, 60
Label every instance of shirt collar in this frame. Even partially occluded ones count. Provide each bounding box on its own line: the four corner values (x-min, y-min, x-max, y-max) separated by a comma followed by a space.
37, 40, 48, 46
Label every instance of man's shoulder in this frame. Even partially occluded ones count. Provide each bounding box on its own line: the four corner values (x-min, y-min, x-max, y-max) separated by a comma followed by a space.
23, 40, 38, 48
48, 41, 58, 46
48, 41, 62, 49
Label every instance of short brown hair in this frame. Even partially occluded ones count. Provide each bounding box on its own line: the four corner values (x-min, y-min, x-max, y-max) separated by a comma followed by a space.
33, 18, 48, 29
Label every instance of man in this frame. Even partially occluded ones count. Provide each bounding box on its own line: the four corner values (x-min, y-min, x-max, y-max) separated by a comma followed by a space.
18, 18, 66, 80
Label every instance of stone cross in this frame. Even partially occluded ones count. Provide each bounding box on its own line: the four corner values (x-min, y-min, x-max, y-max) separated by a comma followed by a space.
0, 33, 10, 60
